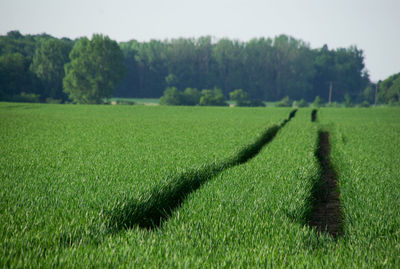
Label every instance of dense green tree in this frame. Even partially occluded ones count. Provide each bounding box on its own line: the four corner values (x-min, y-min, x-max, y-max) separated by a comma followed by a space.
165, 73, 178, 87
159, 87, 182, 105
333, 46, 369, 101
229, 89, 248, 106
243, 38, 274, 100
213, 39, 245, 96
312, 45, 336, 101
0, 52, 37, 99
182, 88, 201, 105
63, 34, 125, 104
272, 35, 315, 101
229, 89, 265, 107
378, 72, 400, 104
0, 32, 372, 104
199, 88, 227, 106
360, 83, 376, 104
0, 31, 53, 100
0, 31, 39, 58
30, 38, 72, 100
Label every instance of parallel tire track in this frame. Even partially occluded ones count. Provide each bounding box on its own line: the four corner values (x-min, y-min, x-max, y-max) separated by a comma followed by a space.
108, 109, 297, 230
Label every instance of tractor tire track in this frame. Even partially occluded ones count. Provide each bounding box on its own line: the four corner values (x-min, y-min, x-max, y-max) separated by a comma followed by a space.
308, 131, 342, 238
108, 109, 297, 230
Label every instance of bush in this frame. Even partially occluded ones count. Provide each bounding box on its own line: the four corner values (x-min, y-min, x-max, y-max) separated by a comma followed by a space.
326, 102, 340, 108
312, 96, 324, 108
360, 100, 370, 107
46, 97, 62, 104
275, 96, 291, 107
160, 87, 183, 105
292, 99, 308, 108
344, 93, 353, 107
229, 89, 248, 106
182, 88, 201, 106
229, 89, 265, 107
12, 92, 40, 103
199, 88, 227, 106
248, 99, 265, 107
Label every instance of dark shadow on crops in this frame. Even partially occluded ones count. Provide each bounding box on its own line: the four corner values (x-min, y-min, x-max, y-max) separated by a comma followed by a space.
306, 131, 342, 238
107, 110, 297, 230
311, 109, 317, 122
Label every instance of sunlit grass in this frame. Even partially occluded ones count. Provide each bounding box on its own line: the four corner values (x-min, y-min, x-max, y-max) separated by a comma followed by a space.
0, 103, 398, 267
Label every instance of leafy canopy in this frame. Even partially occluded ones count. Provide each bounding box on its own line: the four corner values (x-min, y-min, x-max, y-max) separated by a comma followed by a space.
63, 34, 125, 104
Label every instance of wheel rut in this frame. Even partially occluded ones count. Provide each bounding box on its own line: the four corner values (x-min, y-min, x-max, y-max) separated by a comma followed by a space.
108, 110, 297, 230
309, 131, 342, 238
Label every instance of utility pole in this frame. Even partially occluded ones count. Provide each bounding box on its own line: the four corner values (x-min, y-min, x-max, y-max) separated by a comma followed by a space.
374, 82, 378, 107
328, 81, 333, 104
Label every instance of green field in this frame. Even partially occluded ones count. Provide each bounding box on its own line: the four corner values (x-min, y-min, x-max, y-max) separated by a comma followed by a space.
0, 103, 399, 267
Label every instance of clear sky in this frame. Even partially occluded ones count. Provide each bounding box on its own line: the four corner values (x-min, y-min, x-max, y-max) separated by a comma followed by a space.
1, 0, 399, 81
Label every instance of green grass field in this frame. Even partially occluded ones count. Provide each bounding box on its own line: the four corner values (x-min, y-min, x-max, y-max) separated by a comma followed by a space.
0, 103, 399, 267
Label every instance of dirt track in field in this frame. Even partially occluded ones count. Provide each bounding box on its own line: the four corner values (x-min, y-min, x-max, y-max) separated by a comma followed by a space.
309, 131, 342, 238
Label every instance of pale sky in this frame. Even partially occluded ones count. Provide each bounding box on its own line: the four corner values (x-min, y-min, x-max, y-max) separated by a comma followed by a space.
1, 0, 399, 81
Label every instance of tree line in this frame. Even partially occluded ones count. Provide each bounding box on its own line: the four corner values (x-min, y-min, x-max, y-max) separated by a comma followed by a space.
0, 30, 399, 105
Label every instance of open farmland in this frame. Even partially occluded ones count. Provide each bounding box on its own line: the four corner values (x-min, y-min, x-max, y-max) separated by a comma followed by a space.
0, 103, 399, 267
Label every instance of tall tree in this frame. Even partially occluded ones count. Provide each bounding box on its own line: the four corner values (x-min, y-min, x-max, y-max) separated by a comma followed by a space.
0, 52, 36, 99
244, 38, 274, 100
63, 34, 125, 104
30, 38, 72, 100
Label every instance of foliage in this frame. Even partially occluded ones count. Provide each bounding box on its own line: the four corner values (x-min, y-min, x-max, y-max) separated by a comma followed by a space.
11, 92, 40, 103
160, 87, 225, 106
0, 31, 71, 101
229, 89, 265, 107
344, 93, 353, 107
293, 98, 308, 108
30, 38, 72, 100
229, 89, 248, 106
275, 96, 292, 107
0, 52, 37, 99
182, 88, 201, 105
63, 34, 125, 104
199, 88, 227, 106
359, 100, 370, 107
116, 36, 370, 102
165, 73, 178, 87
248, 99, 265, 107
312, 96, 324, 107
159, 87, 182, 105
378, 72, 400, 104
1, 32, 371, 103
360, 83, 375, 104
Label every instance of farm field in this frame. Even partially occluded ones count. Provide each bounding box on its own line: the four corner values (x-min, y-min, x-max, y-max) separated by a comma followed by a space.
0, 103, 399, 267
